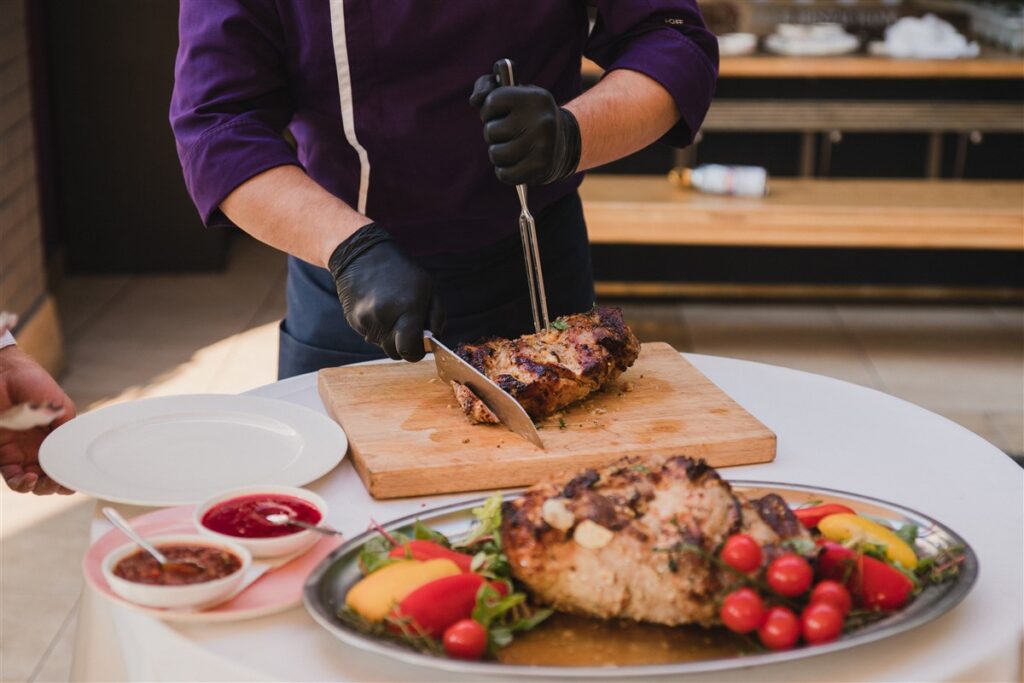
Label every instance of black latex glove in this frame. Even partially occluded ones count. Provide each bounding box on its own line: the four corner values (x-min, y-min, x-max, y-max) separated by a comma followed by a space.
328, 223, 445, 362
470, 74, 581, 186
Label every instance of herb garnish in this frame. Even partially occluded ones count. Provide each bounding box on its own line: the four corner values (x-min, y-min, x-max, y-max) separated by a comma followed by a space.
341, 493, 550, 659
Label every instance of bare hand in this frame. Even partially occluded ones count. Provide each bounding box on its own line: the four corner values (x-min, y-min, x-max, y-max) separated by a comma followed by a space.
0, 347, 76, 494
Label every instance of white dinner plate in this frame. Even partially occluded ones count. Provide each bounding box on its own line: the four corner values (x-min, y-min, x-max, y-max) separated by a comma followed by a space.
40, 394, 347, 506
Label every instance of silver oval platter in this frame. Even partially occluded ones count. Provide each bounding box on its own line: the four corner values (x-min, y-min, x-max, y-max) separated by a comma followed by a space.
303, 482, 977, 678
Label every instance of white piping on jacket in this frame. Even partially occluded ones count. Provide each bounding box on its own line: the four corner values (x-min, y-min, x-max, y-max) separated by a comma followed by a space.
329, 0, 371, 214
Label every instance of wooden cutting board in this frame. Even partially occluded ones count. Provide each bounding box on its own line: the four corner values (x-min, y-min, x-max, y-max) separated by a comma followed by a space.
318, 342, 775, 499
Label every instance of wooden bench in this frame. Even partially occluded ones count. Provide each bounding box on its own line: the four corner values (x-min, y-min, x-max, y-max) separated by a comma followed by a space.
583, 53, 1024, 80
579, 175, 1024, 299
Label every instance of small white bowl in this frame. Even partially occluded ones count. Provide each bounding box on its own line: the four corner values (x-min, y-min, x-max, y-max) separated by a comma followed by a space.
102, 534, 251, 610
193, 485, 328, 559
719, 32, 758, 57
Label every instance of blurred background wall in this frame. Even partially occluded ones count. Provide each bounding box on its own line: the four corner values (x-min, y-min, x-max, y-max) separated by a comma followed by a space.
0, 0, 62, 373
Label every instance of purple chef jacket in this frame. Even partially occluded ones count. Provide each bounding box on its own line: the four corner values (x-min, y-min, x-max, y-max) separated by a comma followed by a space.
170, 0, 718, 257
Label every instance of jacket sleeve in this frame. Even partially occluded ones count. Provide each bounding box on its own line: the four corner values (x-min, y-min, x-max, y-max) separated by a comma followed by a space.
169, 0, 299, 227
584, 0, 719, 148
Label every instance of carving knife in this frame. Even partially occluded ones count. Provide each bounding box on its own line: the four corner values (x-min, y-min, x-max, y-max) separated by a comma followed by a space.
424, 333, 544, 449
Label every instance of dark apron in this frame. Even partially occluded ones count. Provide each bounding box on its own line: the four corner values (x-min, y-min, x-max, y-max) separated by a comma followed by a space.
278, 191, 595, 378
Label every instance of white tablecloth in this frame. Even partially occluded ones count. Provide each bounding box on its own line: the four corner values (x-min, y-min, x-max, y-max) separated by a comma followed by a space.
71, 355, 1024, 682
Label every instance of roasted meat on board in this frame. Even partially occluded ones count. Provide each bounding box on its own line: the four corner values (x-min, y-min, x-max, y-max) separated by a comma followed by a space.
452, 307, 640, 424
501, 456, 812, 626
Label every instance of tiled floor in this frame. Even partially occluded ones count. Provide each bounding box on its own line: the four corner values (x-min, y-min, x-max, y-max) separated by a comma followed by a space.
3, 234, 1022, 681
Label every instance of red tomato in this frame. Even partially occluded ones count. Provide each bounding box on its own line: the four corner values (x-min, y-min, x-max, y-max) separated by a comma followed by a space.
809, 580, 852, 616
388, 540, 474, 572
720, 534, 762, 573
816, 542, 913, 611
766, 554, 813, 597
816, 541, 858, 581
801, 603, 844, 645
758, 606, 800, 650
393, 573, 485, 637
719, 588, 765, 634
857, 555, 914, 610
443, 619, 488, 660
793, 504, 856, 529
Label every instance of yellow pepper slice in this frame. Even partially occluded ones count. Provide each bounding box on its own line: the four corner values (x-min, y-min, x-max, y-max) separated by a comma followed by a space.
818, 513, 918, 569
345, 558, 461, 621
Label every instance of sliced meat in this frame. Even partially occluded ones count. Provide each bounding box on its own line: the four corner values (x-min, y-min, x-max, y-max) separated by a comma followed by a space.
451, 381, 499, 424
453, 307, 640, 422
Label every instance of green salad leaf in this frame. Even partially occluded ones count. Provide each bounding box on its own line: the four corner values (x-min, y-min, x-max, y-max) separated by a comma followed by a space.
472, 583, 552, 653
895, 523, 919, 548
358, 534, 403, 574
413, 519, 451, 547
460, 493, 504, 548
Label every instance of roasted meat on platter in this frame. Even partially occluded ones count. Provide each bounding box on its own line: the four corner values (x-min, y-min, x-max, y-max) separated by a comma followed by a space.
452, 307, 640, 424
501, 456, 812, 627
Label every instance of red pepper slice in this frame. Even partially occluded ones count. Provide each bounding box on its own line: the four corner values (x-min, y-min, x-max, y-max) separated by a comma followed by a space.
857, 554, 914, 610
390, 574, 507, 638
387, 540, 474, 572
794, 504, 857, 529
817, 542, 913, 611
391, 573, 485, 637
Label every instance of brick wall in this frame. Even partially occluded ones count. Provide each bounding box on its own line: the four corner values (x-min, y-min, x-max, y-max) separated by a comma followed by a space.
0, 0, 63, 372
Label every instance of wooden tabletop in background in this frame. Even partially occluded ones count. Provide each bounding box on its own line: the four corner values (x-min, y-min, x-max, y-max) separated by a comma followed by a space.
583, 50, 1024, 80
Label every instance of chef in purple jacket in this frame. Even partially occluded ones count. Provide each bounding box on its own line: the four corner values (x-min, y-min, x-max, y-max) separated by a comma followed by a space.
170, 1, 718, 378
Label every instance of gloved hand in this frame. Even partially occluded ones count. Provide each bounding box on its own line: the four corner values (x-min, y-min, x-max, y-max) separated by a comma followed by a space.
329, 223, 445, 362
470, 73, 581, 186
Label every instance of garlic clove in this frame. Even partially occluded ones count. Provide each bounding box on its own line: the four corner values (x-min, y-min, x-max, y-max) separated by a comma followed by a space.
573, 519, 614, 549
541, 497, 575, 531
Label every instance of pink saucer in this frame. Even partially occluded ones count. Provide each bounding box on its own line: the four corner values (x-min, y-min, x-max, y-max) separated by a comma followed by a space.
83, 504, 343, 622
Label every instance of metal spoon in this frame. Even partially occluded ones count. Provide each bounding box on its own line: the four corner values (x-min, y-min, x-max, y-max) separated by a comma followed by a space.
102, 507, 204, 576
264, 513, 344, 537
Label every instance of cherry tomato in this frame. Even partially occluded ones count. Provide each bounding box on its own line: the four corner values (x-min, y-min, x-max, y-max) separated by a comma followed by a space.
801, 602, 844, 645
443, 619, 488, 660
758, 606, 800, 650
719, 588, 765, 634
720, 534, 763, 573
766, 554, 814, 597
809, 580, 852, 616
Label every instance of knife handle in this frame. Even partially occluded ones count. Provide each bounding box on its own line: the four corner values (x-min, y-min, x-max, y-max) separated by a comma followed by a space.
493, 58, 517, 88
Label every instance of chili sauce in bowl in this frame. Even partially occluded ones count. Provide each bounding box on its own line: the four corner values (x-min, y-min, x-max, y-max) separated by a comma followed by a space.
101, 534, 251, 609
113, 544, 243, 585
195, 486, 328, 559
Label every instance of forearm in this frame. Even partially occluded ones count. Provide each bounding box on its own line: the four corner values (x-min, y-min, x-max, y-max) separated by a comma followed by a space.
220, 165, 371, 268
564, 69, 681, 172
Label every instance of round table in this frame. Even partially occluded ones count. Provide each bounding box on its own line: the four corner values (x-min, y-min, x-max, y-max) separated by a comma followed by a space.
70, 355, 1023, 682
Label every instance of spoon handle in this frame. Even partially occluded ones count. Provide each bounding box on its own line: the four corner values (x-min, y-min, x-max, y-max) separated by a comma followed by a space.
290, 519, 344, 537
103, 507, 168, 565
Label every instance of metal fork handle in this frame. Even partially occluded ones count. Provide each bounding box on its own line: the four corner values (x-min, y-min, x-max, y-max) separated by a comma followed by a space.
494, 58, 551, 332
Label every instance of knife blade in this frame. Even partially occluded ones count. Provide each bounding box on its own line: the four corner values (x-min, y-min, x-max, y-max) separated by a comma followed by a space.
424, 333, 544, 449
